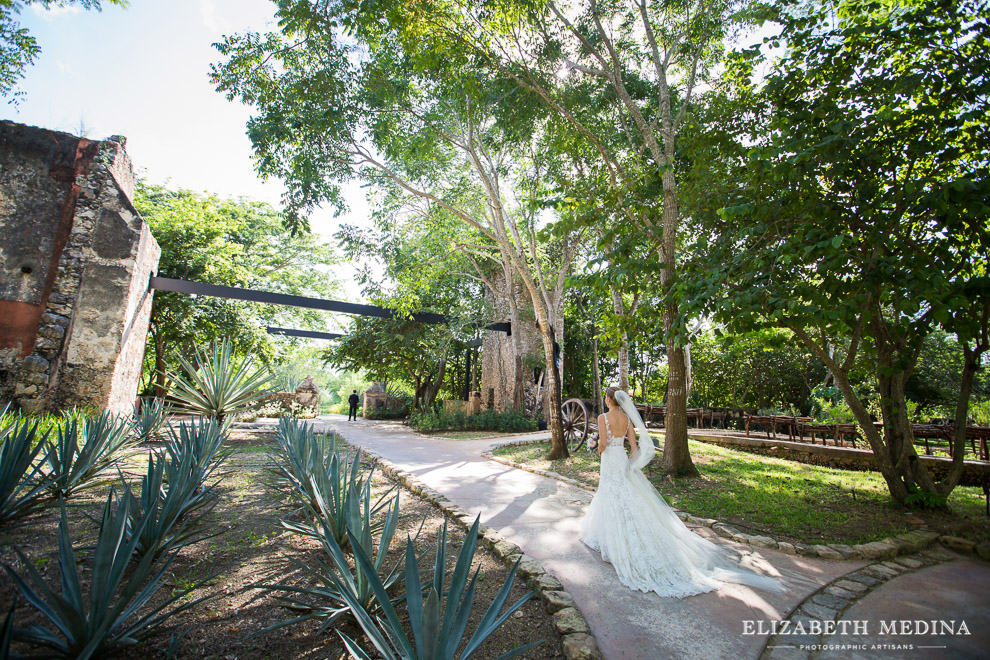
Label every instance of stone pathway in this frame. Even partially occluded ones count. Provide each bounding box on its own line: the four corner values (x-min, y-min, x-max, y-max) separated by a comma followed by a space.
760, 546, 985, 659
312, 416, 988, 660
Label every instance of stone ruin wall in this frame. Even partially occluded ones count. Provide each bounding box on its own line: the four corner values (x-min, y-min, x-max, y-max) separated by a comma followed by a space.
479, 271, 563, 417
0, 120, 160, 414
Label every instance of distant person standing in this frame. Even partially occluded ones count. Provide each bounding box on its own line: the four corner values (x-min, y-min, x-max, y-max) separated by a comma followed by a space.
348, 390, 360, 421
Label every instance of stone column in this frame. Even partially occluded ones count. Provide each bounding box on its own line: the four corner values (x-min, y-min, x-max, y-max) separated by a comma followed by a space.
0, 121, 160, 415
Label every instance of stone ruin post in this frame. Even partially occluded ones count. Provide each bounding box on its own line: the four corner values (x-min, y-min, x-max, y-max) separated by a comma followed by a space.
363, 382, 386, 418
294, 375, 319, 414
478, 272, 563, 419
0, 121, 160, 415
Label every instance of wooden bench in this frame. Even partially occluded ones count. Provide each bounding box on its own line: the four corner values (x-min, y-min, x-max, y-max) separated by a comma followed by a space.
744, 414, 812, 440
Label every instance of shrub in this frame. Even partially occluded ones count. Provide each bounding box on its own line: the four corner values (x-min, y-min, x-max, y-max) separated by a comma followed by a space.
271, 419, 392, 548
255, 494, 407, 633
408, 408, 537, 434
338, 517, 540, 660
118, 447, 219, 563
132, 397, 171, 443
968, 399, 990, 426
163, 417, 229, 494
167, 339, 277, 423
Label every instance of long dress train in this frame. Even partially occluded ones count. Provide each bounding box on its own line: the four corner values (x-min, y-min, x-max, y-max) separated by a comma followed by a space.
579, 415, 781, 598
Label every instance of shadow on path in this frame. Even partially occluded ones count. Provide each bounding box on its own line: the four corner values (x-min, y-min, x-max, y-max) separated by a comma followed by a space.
313, 415, 983, 660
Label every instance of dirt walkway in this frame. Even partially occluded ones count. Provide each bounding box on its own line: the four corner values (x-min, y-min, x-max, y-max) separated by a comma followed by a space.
311, 415, 917, 659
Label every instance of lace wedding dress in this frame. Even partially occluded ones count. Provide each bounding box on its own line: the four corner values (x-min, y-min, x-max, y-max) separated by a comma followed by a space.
580, 393, 781, 598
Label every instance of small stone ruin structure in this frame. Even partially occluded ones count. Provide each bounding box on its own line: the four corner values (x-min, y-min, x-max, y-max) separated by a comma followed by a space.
293, 375, 319, 413
363, 381, 386, 417
0, 121, 160, 414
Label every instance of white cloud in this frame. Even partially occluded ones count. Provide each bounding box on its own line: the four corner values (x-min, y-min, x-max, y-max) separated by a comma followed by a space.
30, 5, 84, 21
199, 0, 232, 34
56, 60, 74, 75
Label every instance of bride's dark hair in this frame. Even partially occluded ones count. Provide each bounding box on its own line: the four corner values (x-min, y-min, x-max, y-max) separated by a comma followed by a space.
604, 386, 624, 403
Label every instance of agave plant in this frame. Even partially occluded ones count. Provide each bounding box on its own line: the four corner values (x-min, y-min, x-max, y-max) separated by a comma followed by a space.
340, 517, 540, 660
43, 410, 135, 499
3, 496, 210, 659
132, 397, 171, 443
118, 449, 220, 563
271, 419, 392, 548
167, 340, 277, 422
163, 417, 229, 491
0, 418, 55, 525
255, 493, 408, 635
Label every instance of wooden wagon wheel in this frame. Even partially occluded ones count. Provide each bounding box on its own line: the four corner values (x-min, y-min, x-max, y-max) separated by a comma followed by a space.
562, 398, 591, 451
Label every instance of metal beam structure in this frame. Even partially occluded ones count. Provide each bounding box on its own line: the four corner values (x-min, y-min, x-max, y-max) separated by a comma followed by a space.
266, 326, 345, 341
150, 276, 511, 334
154, 276, 501, 401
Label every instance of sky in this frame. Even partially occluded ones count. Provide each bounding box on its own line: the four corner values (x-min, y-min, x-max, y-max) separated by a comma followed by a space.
1, 0, 371, 292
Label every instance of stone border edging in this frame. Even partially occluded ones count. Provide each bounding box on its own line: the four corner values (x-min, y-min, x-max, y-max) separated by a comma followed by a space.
483, 439, 950, 563
355, 443, 603, 660
759, 546, 959, 660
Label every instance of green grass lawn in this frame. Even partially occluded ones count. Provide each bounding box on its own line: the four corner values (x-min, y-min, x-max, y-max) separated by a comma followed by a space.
493, 438, 989, 547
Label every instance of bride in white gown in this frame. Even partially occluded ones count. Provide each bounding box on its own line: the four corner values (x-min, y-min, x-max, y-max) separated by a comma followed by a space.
580, 387, 782, 598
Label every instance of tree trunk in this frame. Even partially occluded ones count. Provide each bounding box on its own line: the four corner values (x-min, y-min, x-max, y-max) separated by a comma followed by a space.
789, 324, 910, 501
607, 287, 631, 391
153, 328, 168, 398
658, 163, 697, 476
502, 258, 526, 412
591, 326, 604, 416
422, 359, 447, 411
541, 322, 568, 460
663, 344, 696, 475
617, 333, 630, 391
684, 343, 693, 403
939, 341, 981, 495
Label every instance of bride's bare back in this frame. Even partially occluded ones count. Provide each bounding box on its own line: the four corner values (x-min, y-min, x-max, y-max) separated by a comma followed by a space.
596, 408, 638, 456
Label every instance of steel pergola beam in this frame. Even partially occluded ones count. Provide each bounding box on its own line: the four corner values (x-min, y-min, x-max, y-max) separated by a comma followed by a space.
266, 326, 345, 341
150, 276, 511, 334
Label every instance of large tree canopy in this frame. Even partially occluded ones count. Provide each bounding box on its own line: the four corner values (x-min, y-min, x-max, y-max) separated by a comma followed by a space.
687, 0, 990, 503
212, 0, 584, 458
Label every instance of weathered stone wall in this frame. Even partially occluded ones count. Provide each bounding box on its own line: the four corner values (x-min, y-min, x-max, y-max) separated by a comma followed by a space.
0, 121, 160, 415
479, 271, 562, 417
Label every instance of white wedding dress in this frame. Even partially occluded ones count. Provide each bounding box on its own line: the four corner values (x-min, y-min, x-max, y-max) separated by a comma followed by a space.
580, 404, 781, 598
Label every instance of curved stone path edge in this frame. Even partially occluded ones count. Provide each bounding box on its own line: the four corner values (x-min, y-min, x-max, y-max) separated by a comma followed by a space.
759, 546, 960, 660
357, 442, 604, 660
483, 439, 987, 564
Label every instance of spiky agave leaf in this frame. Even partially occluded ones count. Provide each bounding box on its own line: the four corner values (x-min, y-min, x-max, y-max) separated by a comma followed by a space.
132, 397, 171, 444
167, 340, 277, 422
340, 517, 541, 660
3, 495, 212, 659
0, 597, 13, 660
118, 449, 220, 563
270, 419, 392, 547
253, 493, 409, 639
163, 417, 229, 492
0, 418, 55, 525
43, 410, 136, 500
